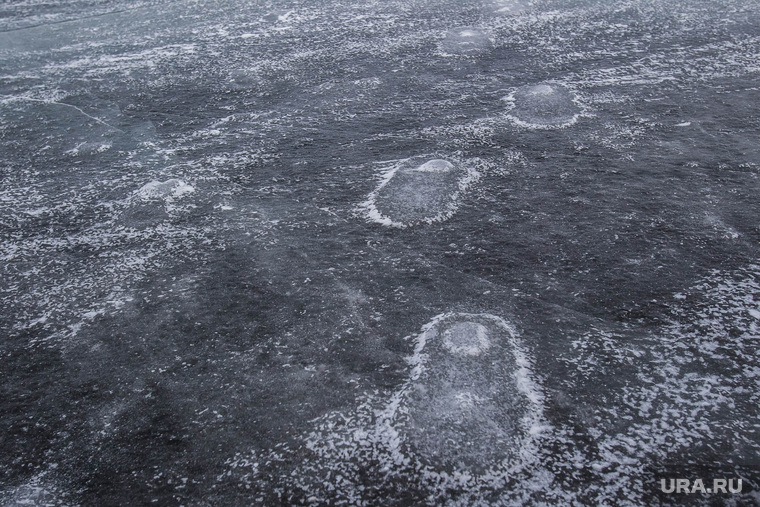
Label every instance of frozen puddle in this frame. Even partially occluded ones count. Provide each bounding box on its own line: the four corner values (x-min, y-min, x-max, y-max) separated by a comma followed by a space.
504, 82, 582, 129
440, 27, 492, 56
224, 313, 547, 504
361, 156, 480, 227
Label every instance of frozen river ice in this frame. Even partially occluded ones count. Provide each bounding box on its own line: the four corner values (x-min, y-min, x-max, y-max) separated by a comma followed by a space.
2, 0, 760, 505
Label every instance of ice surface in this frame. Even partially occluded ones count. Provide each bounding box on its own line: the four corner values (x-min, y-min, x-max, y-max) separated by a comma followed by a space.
441, 321, 491, 356
491, 0, 532, 16
0, 472, 68, 507
222, 313, 547, 503
398, 313, 543, 473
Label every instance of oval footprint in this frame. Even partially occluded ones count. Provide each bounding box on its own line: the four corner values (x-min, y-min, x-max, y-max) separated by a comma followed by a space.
362, 157, 479, 228
118, 178, 195, 228
440, 27, 493, 56
506, 82, 582, 129
389, 313, 544, 474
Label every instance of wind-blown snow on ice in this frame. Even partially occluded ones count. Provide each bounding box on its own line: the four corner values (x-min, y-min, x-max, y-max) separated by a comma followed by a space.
3, 0, 760, 504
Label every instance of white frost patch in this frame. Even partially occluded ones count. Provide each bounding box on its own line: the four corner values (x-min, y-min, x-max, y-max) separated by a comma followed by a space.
490, 0, 531, 16
441, 321, 491, 356
704, 213, 740, 240
0, 471, 69, 507
414, 158, 454, 173
559, 264, 760, 503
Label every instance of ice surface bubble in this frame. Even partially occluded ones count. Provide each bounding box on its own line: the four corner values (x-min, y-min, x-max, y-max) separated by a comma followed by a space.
262, 10, 293, 23
505, 82, 582, 129
361, 156, 479, 228
440, 27, 492, 56
136, 179, 194, 201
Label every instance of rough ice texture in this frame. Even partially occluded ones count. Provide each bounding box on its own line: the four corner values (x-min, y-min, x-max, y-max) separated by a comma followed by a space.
222, 313, 548, 504
491, 0, 532, 16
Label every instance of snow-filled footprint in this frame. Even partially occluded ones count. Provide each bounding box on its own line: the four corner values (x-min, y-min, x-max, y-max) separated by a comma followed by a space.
360, 156, 481, 228
222, 313, 547, 505
504, 82, 583, 129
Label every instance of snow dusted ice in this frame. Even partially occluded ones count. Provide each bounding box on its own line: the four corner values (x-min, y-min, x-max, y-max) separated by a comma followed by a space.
2, 0, 760, 504
135, 179, 194, 201
395, 314, 544, 473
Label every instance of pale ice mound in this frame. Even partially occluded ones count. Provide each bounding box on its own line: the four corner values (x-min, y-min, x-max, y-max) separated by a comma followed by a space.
440, 27, 493, 56
135, 179, 194, 201
505, 82, 582, 129
121, 178, 196, 225
221, 313, 547, 504
361, 156, 480, 228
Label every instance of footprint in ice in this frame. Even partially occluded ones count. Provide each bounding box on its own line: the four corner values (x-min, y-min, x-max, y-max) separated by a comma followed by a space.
0, 472, 67, 506
491, 0, 531, 16
440, 27, 493, 56
135, 179, 194, 201
505, 82, 582, 129
382, 313, 545, 474
236, 314, 548, 502
361, 156, 480, 228
120, 179, 195, 227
